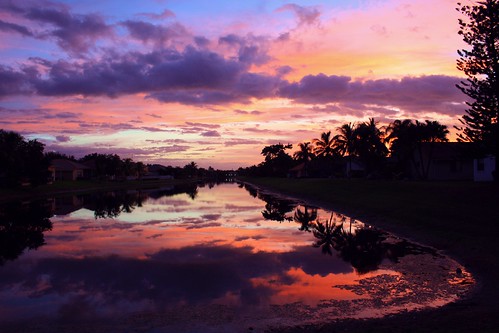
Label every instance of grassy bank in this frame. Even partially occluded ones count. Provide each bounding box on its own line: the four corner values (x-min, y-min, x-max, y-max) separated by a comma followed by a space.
0, 178, 195, 203
243, 177, 499, 333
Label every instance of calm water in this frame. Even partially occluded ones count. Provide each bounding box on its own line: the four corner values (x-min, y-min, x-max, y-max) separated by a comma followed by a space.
0, 182, 474, 332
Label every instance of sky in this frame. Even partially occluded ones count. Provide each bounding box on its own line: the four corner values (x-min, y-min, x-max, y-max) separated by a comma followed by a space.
0, 0, 469, 169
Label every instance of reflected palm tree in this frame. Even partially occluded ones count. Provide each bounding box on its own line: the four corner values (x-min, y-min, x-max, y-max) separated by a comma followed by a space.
260, 193, 296, 222
335, 227, 386, 275
293, 206, 318, 232
312, 213, 343, 255
262, 200, 294, 222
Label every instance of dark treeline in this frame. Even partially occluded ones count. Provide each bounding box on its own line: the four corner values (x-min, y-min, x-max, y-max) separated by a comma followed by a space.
238, 118, 449, 179
0, 129, 228, 188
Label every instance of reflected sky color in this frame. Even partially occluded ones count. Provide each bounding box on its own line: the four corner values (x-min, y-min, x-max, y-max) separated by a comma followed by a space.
0, 0, 468, 168
0, 183, 474, 332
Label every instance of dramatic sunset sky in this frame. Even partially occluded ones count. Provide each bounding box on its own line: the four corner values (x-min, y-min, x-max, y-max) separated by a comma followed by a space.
0, 0, 468, 169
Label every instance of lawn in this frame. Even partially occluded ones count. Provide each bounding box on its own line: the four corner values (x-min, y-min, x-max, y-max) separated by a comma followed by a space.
242, 177, 499, 333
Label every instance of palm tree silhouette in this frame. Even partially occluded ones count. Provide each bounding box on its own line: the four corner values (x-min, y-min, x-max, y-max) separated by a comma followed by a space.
313, 131, 335, 158
386, 119, 448, 179
293, 142, 313, 177
353, 118, 388, 177
333, 123, 357, 178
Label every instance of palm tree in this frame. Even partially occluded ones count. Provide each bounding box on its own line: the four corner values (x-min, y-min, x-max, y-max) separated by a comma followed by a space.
333, 123, 357, 178
386, 119, 449, 179
293, 142, 313, 162
415, 120, 449, 179
293, 142, 313, 177
354, 118, 388, 177
313, 131, 335, 157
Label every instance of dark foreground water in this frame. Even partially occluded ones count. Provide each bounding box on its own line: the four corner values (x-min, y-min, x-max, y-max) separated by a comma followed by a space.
0, 182, 474, 332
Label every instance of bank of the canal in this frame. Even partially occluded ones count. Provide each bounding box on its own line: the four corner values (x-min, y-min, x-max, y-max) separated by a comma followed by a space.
242, 177, 499, 333
0, 178, 200, 204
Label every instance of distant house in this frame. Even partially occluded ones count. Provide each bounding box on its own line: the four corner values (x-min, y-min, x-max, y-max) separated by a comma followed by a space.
288, 163, 306, 178
474, 155, 496, 182
144, 164, 173, 180
49, 159, 91, 181
411, 142, 474, 181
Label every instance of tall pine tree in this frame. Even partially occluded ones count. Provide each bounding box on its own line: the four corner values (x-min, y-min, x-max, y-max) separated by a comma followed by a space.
456, 0, 499, 179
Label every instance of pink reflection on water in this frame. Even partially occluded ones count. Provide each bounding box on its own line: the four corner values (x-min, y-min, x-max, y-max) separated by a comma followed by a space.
0, 183, 475, 332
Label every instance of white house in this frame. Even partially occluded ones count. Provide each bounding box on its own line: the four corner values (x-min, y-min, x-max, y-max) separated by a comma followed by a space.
473, 156, 496, 182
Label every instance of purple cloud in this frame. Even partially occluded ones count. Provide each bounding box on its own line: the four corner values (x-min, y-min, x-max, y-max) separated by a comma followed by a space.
122, 20, 188, 46
201, 130, 221, 137
278, 74, 467, 115
55, 135, 70, 142
278, 74, 351, 103
137, 9, 175, 20
20, 4, 113, 54
233, 110, 264, 115
277, 4, 321, 26
219, 34, 271, 65
0, 19, 33, 36
185, 122, 220, 129
224, 139, 262, 147
0, 65, 34, 97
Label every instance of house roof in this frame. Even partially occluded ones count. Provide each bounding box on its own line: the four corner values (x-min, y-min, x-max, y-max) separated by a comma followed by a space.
289, 163, 305, 171
50, 159, 90, 171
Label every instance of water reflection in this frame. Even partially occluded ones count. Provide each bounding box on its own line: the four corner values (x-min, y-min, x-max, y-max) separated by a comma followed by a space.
0, 182, 474, 332
249, 184, 441, 275
0, 200, 52, 265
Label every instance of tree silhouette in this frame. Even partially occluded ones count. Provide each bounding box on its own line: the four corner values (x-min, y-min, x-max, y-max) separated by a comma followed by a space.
386, 119, 449, 179
312, 213, 343, 255
260, 143, 293, 177
456, 0, 499, 178
313, 131, 335, 158
293, 142, 313, 177
353, 118, 388, 177
333, 123, 357, 178
293, 142, 313, 163
0, 130, 49, 187
261, 197, 295, 222
293, 205, 318, 231
0, 201, 53, 265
